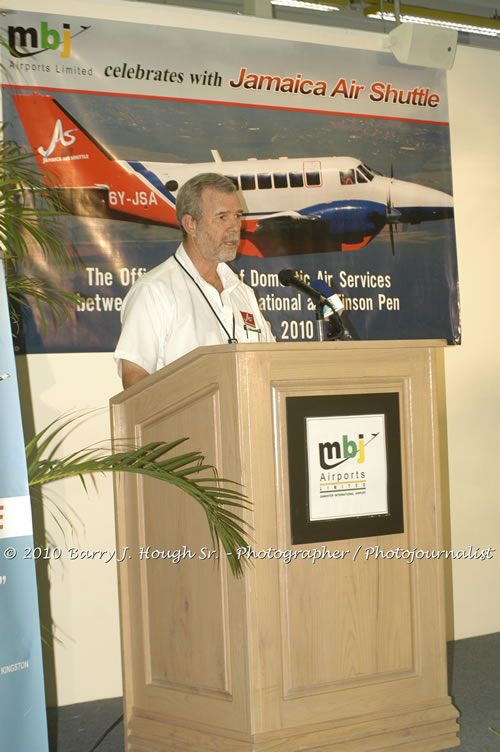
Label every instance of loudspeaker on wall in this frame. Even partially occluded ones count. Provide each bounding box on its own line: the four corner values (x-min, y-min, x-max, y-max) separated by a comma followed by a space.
387, 22, 458, 69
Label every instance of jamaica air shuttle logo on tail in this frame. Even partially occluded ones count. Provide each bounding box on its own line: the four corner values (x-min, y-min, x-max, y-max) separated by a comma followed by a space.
8, 21, 90, 59
39, 120, 77, 159
306, 413, 388, 521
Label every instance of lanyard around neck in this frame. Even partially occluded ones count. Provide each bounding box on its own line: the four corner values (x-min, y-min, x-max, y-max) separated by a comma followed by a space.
173, 252, 238, 344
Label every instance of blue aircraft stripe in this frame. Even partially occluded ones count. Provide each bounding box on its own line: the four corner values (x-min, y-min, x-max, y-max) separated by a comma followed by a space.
127, 161, 177, 204
243, 200, 385, 220
299, 199, 384, 216
396, 205, 454, 221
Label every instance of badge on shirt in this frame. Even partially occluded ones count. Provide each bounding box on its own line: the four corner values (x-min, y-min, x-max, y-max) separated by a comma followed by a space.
241, 311, 256, 328
240, 310, 262, 340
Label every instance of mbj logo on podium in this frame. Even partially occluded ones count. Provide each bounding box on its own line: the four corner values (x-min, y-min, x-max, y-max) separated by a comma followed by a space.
306, 414, 388, 521
318, 434, 366, 469
8, 21, 89, 59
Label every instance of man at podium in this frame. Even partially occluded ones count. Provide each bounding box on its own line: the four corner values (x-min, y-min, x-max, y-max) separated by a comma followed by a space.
114, 172, 274, 389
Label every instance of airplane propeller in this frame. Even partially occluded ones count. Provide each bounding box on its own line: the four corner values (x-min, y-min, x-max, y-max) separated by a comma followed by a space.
385, 164, 401, 256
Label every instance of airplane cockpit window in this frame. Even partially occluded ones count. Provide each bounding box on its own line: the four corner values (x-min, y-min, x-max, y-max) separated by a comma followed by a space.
360, 164, 376, 179
340, 169, 355, 186
306, 171, 321, 186
356, 170, 368, 184
257, 173, 272, 189
289, 172, 304, 188
273, 173, 287, 189
165, 179, 179, 192
225, 175, 239, 188
241, 174, 256, 190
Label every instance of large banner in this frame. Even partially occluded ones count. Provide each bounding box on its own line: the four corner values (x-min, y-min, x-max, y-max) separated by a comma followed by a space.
0, 265, 49, 751
1, 11, 460, 352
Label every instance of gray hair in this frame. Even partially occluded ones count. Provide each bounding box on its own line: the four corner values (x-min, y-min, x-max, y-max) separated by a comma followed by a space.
176, 173, 237, 236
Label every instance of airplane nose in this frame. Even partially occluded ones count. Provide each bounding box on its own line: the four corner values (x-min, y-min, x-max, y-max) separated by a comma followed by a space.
391, 179, 454, 223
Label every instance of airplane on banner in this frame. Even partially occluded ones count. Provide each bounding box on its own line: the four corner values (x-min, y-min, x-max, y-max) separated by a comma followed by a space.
12, 92, 454, 255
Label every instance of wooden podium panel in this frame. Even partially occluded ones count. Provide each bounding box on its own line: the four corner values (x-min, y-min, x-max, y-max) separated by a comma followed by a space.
110, 341, 459, 752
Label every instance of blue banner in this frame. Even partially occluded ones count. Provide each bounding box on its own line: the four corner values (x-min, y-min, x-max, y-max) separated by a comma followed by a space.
0, 264, 49, 751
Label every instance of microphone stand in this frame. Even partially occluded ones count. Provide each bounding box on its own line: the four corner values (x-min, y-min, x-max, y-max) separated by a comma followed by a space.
316, 300, 350, 341
277, 268, 356, 341
315, 302, 326, 342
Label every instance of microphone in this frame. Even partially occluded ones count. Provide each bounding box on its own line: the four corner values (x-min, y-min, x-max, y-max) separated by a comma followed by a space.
311, 278, 353, 340
278, 269, 327, 305
279, 268, 351, 341
310, 278, 345, 317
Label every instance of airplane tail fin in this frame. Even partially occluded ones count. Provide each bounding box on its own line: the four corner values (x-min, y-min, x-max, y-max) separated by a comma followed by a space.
12, 93, 117, 189
11, 93, 178, 225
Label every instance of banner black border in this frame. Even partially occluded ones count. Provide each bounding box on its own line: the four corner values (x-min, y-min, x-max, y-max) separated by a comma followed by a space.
286, 392, 404, 544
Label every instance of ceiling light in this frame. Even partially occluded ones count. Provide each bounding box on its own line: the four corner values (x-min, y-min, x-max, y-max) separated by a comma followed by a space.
271, 0, 341, 11
364, 3, 500, 38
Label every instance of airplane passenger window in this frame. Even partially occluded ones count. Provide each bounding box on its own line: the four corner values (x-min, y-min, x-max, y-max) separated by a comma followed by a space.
289, 172, 304, 188
257, 173, 272, 189
225, 175, 239, 188
340, 170, 355, 186
306, 171, 321, 186
273, 173, 288, 189
165, 180, 179, 191
241, 174, 256, 190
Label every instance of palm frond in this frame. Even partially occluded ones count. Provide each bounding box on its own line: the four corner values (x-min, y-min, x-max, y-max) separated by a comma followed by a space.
27, 414, 251, 577
0, 140, 78, 268
0, 141, 83, 334
7, 273, 82, 333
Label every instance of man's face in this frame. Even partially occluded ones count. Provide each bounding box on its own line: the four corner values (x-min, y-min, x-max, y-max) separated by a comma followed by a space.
188, 187, 243, 264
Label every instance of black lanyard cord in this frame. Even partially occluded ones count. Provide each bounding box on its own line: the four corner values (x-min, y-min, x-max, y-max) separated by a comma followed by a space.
173, 252, 237, 344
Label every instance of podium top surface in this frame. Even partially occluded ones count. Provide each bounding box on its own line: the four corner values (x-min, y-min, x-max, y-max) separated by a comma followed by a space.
110, 339, 447, 405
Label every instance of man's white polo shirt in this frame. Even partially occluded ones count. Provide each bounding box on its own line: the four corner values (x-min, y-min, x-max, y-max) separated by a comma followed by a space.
114, 244, 274, 376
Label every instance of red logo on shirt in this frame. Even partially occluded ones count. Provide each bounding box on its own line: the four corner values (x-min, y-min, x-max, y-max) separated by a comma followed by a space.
241, 311, 256, 328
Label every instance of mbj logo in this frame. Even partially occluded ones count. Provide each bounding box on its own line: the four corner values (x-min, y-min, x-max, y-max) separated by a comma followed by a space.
319, 434, 365, 470
39, 120, 77, 159
8, 21, 77, 59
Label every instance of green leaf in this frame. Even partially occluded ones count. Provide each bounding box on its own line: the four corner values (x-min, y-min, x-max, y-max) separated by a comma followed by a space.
7, 273, 82, 334
27, 413, 252, 576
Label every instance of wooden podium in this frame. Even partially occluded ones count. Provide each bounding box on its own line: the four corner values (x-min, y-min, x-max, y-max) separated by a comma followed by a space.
110, 341, 459, 752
